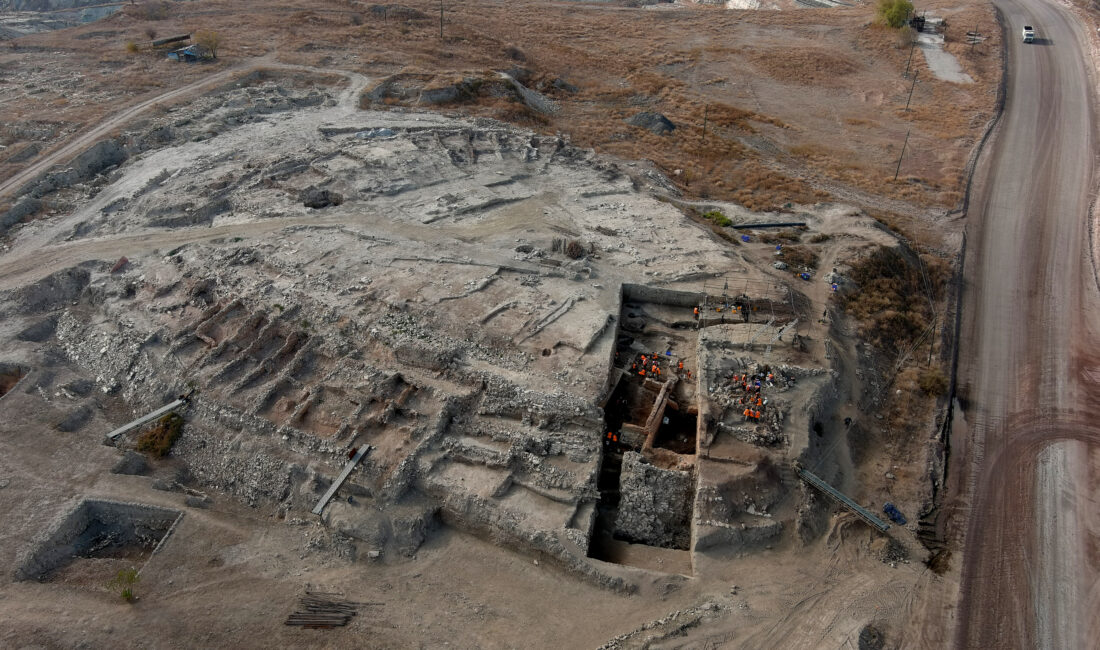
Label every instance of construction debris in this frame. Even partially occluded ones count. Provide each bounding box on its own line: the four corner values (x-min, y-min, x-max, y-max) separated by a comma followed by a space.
284, 592, 371, 629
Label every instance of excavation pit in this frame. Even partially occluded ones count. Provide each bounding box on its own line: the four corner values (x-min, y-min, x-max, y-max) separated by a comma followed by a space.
653, 407, 698, 455
15, 499, 182, 583
0, 363, 27, 400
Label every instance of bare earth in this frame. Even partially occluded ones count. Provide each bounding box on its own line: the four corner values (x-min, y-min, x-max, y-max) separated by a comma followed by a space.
2, 0, 1096, 648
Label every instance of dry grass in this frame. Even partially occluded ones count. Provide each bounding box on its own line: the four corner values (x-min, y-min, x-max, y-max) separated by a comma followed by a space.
780, 244, 818, 270
747, 47, 864, 87
842, 245, 949, 357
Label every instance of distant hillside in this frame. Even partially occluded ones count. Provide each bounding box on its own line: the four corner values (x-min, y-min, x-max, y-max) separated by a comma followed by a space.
0, 0, 116, 11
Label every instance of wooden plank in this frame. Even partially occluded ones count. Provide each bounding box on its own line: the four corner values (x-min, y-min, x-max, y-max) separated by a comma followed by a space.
312, 446, 371, 515
106, 399, 186, 440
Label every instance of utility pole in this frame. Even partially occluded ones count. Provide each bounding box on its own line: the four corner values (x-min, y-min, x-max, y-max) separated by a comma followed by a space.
905, 71, 919, 111
894, 129, 911, 181
439, 0, 444, 39
701, 104, 709, 144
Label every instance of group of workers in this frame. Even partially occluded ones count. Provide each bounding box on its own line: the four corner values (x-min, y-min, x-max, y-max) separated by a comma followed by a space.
693, 303, 747, 320
628, 350, 692, 381
731, 371, 775, 422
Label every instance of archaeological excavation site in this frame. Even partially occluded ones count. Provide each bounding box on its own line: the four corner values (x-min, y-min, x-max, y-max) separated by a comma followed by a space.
0, 0, 995, 646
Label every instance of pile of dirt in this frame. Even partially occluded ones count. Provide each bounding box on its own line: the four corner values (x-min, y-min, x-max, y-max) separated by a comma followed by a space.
7, 266, 90, 314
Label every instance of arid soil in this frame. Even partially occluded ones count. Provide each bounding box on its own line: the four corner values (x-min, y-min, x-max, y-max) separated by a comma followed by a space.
1, 0, 1000, 237
0, 0, 1025, 648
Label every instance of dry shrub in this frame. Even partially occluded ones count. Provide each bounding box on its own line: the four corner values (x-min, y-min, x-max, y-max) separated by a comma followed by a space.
781, 244, 817, 270
505, 45, 526, 61
760, 229, 803, 243
136, 413, 184, 457
918, 368, 948, 396
843, 246, 947, 356
565, 239, 586, 259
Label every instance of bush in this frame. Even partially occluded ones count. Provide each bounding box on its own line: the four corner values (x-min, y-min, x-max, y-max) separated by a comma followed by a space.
810, 233, 831, 243
125, 41, 139, 54
877, 0, 914, 29
109, 567, 139, 602
782, 245, 818, 269
703, 210, 731, 227
918, 368, 948, 396
565, 239, 586, 259
136, 413, 183, 457
761, 229, 802, 243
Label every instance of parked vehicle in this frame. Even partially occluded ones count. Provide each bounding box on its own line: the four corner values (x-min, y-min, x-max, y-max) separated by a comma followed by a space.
883, 502, 907, 525
1022, 25, 1036, 43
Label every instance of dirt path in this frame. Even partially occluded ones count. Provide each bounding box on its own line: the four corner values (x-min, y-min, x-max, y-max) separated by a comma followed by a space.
0, 57, 364, 202
942, 0, 1100, 646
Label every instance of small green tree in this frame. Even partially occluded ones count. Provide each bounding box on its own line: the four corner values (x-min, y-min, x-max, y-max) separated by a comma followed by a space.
109, 568, 140, 602
877, 0, 914, 29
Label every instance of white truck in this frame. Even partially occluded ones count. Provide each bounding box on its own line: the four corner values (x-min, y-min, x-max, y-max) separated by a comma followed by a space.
1022, 25, 1036, 43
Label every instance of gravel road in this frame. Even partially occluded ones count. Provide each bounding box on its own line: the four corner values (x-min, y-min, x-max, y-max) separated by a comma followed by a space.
950, 0, 1099, 647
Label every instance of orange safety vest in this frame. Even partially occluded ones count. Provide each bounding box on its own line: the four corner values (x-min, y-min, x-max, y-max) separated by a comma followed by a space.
693, 307, 699, 315
639, 370, 646, 376
754, 410, 762, 419
678, 361, 684, 370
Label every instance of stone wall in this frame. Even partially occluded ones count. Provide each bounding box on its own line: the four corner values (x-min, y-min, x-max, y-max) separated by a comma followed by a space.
614, 451, 693, 549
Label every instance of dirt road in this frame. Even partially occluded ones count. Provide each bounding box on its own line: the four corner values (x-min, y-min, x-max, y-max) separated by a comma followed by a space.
949, 0, 1099, 647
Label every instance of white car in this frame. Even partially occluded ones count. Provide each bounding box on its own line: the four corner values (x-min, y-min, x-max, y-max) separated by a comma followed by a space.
1022, 25, 1036, 43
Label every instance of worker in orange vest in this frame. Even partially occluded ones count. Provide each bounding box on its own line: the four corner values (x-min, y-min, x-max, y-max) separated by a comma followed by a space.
678, 360, 684, 371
